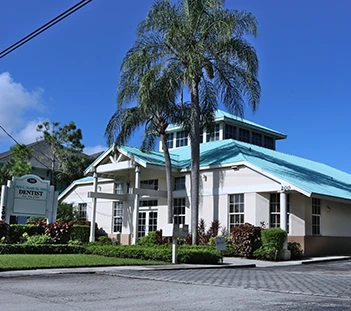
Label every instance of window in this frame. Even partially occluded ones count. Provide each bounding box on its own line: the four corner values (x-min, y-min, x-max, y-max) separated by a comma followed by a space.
166, 133, 174, 149
224, 124, 236, 140
78, 203, 87, 220
252, 132, 262, 146
174, 198, 186, 225
312, 198, 321, 235
200, 128, 204, 144
270, 193, 290, 230
239, 128, 250, 143
148, 211, 158, 232
176, 131, 188, 147
264, 136, 275, 150
139, 200, 158, 207
206, 124, 220, 142
140, 179, 158, 190
174, 176, 186, 190
113, 201, 123, 233
114, 183, 124, 194
270, 193, 280, 228
229, 194, 244, 231
138, 211, 158, 239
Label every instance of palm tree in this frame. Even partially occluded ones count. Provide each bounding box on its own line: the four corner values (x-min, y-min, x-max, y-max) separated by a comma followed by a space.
118, 0, 261, 244
105, 69, 182, 224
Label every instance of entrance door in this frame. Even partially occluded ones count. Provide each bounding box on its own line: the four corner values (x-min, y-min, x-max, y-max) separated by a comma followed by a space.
137, 211, 158, 240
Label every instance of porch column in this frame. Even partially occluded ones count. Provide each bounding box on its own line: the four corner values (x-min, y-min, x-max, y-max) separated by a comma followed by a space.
89, 170, 98, 242
132, 165, 140, 245
280, 191, 291, 260
280, 191, 287, 231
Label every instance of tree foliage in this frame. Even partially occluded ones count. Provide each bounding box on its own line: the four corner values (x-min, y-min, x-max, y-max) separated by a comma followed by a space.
118, 0, 261, 244
0, 144, 32, 185
36, 121, 90, 186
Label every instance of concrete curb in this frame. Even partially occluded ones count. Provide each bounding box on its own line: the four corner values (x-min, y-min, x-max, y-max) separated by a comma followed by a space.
301, 256, 351, 265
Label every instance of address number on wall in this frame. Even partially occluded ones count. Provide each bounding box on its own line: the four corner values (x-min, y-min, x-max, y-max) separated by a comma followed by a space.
281, 185, 291, 191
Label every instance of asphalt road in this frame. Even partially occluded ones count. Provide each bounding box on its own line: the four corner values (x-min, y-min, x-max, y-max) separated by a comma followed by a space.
1, 260, 351, 310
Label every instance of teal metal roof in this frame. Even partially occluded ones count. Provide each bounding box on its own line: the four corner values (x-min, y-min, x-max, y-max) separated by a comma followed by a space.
167, 109, 286, 139
121, 139, 351, 201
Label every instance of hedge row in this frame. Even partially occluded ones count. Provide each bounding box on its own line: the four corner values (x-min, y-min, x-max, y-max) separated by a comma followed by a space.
0, 244, 86, 254
86, 245, 221, 264
5, 224, 90, 244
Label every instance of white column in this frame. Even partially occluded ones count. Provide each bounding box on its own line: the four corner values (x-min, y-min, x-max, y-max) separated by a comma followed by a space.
1, 185, 8, 222
279, 191, 291, 260
280, 191, 287, 231
89, 171, 98, 242
132, 165, 140, 245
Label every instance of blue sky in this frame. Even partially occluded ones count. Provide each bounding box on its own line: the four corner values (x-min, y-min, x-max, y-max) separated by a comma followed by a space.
1, 0, 351, 173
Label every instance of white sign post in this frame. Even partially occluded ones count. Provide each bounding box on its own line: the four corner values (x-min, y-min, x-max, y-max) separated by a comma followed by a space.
0, 175, 57, 223
162, 224, 189, 264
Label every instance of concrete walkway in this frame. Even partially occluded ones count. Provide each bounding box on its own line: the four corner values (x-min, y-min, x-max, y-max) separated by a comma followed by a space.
0, 255, 350, 278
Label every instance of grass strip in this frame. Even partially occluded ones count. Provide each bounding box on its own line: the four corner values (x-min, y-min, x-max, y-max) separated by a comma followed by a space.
0, 254, 166, 271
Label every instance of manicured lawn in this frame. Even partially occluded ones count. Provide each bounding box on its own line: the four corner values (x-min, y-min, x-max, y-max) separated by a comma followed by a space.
0, 254, 166, 270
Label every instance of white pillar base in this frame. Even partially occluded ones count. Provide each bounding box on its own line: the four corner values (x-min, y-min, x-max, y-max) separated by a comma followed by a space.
280, 249, 291, 260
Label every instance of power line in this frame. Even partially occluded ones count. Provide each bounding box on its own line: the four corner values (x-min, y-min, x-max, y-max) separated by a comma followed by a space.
0, 0, 93, 59
0, 124, 51, 170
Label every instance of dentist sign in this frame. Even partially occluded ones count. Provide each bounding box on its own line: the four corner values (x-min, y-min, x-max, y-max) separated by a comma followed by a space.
1, 175, 57, 223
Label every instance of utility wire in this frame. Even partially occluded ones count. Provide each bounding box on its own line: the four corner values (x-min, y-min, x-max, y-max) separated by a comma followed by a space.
0, 0, 93, 59
0, 124, 52, 170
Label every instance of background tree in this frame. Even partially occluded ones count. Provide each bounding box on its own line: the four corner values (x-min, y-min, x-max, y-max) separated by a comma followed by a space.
119, 0, 260, 244
36, 121, 88, 187
106, 69, 183, 223
0, 144, 32, 185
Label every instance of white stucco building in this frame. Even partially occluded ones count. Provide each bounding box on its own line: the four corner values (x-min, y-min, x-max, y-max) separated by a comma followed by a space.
59, 110, 351, 256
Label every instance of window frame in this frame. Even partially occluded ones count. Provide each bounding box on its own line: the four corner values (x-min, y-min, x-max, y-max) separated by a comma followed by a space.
224, 124, 236, 140
270, 193, 280, 228
228, 194, 245, 231
174, 197, 186, 225
176, 131, 188, 147
112, 201, 123, 233
140, 179, 158, 191
174, 176, 186, 191
78, 203, 87, 220
312, 198, 321, 235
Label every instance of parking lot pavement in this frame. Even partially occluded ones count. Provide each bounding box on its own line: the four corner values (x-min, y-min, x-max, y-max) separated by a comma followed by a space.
102, 260, 351, 299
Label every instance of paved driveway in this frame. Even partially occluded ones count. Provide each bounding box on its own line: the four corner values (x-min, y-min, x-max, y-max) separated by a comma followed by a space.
104, 260, 351, 299
1, 260, 351, 310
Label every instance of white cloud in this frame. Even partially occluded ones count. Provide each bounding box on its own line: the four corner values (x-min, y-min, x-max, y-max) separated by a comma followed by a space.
84, 145, 106, 155
16, 118, 48, 145
0, 72, 44, 144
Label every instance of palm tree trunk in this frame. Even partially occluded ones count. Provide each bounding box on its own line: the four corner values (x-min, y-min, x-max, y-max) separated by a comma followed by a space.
161, 133, 173, 224
190, 80, 200, 245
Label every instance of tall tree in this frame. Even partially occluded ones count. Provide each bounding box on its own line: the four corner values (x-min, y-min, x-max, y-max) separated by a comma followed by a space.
0, 144, 32, 185
119, 0, 260, 244
106, 69, 183, 224
36, 121, 87, 187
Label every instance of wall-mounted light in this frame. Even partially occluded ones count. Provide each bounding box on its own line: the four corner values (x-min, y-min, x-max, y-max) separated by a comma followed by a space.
203, 174, 207, 182
231, 165, 239, 171
327, 206, 331, 213
98, 186, 102, 192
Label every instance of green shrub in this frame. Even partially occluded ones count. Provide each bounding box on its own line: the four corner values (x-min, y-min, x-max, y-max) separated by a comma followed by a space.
208, 236, 237, 257
0, 244, 86, 254
25, 234, 53, 245
9, 224, 45, 243
70, 225, 90, 243
253, 228, 288, 261
137, 231, 160, 246
231, 223, 262, 258
261, 228, 287, 251
253, 246, 278, 260
288, 242, 303, 259
0, 220, 9, 241
86, 244, 221, 264
68, 239, 83, 246
96, 236, 113, 245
